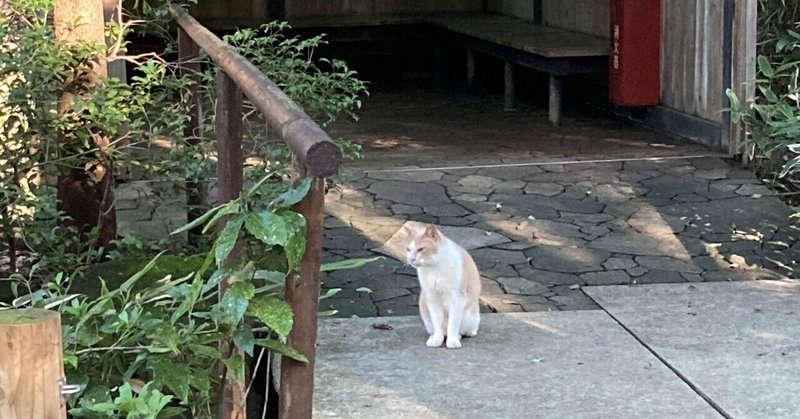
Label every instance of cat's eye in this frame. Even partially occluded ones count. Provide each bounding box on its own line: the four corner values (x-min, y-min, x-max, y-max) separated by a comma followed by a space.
417, 247, 425, 252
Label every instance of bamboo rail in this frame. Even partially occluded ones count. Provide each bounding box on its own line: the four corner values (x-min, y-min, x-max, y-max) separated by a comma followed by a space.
170, 5, 341, 418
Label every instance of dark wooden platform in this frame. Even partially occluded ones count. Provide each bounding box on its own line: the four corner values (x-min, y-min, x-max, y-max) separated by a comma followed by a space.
289, 13, 610, 125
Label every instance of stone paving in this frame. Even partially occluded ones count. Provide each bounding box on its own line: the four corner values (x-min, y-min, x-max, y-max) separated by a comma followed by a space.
321, 156, 800, 317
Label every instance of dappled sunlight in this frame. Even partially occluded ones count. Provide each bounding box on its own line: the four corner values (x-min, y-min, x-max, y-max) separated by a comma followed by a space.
751, 331, 791, 342
508, 314, 564, 335
744, 279, 798, 294
370, 136, 426, 150
314, 371, 449, 419
325, 187, 404, 247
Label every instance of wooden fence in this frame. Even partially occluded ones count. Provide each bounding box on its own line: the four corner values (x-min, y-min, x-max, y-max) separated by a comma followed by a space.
170, 4, 342, 418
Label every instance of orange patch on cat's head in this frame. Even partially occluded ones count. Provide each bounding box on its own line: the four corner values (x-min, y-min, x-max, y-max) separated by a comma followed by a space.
423, 224, 440, 240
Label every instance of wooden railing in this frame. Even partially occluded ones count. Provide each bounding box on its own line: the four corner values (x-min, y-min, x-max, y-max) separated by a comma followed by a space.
170, 5, 342, 419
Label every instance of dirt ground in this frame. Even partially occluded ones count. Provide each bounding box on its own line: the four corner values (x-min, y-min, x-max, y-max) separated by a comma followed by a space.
328, 81, 718, 170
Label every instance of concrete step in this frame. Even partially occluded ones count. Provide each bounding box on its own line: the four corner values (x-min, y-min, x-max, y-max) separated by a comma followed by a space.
315, 280, 800, 418
314, 310, 720, 418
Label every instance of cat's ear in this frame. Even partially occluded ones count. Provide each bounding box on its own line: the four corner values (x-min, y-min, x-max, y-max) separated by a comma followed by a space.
423, 224, 440, 240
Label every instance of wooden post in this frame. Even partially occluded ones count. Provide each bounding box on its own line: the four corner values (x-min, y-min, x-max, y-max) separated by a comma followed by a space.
504, 61, 516, 111
179, 28, 206, 244
279, 171, 325, 419
466, 50, 476, 87
215, 71, 246, 419
433, 43, 444, 83
548, 74, 562, 126
0, 309, 66, 419
730, 0, 757, 155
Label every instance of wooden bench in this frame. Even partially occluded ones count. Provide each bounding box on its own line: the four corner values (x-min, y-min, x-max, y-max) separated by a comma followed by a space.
426, 14, 608, 125
291, 13, 609, 125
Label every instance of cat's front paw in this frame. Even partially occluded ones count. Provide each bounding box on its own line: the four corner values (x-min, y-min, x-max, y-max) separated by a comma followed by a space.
426, 335, 444, 347
446, 338, 462, 349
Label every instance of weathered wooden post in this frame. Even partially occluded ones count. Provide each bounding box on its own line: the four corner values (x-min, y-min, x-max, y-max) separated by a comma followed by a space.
167, 6, 343, 417
279, 168, 326, 419
504, 61, 516, 111
215, 70, 247, 419
178, 29, 206, 244
467, 49, 477, 87
0, 309, 66, 418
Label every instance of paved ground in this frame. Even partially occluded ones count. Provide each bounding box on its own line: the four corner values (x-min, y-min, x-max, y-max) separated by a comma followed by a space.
114, 83, 800, 317
322, 155, 798, 317
112, 83, 800, 417
314, 280, 799, 418
586, 281, 800, 419
317, 84, 799, 317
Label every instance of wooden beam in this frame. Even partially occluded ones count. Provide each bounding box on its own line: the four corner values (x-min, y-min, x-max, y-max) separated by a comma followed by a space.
548, 74, 562, 125
434, 42, 444, 82
279, 171, 325, 419
467, 49, 476, 86
504, 61, 516, 111
720, 0, 734, 150
178, 28, 206, 244
169, 4, 341, 177
215, 71, 247, 419
731, 0, 757, 155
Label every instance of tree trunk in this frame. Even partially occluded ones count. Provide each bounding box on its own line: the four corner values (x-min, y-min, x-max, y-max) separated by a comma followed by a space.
54, 0, 116, 250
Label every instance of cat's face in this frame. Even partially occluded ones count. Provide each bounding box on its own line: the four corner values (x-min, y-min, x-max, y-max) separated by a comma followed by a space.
405, 225, 441, 268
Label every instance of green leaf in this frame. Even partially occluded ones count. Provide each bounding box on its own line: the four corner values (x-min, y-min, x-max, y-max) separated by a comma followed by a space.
254, 338, 308, 363
758, 55, 774, 78
171, 274, 203, 324
119, 251, 166, 294
279, 210, 307, 270
157, 406, 186, 418
219, 282, 256, 324
170, 204, 222, 235
214, 215, 245, 266
254, 270, 286, 284
271, 177, 312, 208
244, 211, 292, 246
320, 256, 381, 272
152, 324, 180, 354
245, 174, 277, 198
234, 323, 255, 356
356, 287, 372, 293
201, 202, 241, 234
149, 357, 191, 403
204, 264, 236, 294
223, 355, 246, 384
188, 344, 221, 359
320, 288, 341, 299
248, 296, 294, 336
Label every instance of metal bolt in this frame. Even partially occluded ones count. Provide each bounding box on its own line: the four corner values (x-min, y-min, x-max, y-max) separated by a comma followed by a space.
59, 378, 81, 406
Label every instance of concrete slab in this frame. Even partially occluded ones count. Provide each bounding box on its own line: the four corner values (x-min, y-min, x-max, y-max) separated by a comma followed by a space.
585, 280, 800, 418
313, 312, 720, 418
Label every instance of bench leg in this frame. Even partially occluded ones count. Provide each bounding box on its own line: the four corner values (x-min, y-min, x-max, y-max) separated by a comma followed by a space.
549, 74, 562, 126
434, 43, 444, 83
467, 50, 476, 87
504, 61, 516, 112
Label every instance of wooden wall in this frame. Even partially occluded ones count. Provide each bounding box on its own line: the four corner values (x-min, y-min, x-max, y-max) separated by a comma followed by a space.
285, 0, 482, 18
542, 0, 609, 38
661, 0, 724, 123
487, 0, 534, 20
191, 0, 269, 29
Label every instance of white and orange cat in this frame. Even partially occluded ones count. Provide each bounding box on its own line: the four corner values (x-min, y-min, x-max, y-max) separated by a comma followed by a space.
405, 224, 481, 349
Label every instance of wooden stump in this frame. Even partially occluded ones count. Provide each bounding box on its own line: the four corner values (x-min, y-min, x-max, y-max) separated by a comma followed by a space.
0, 309, 66, 419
